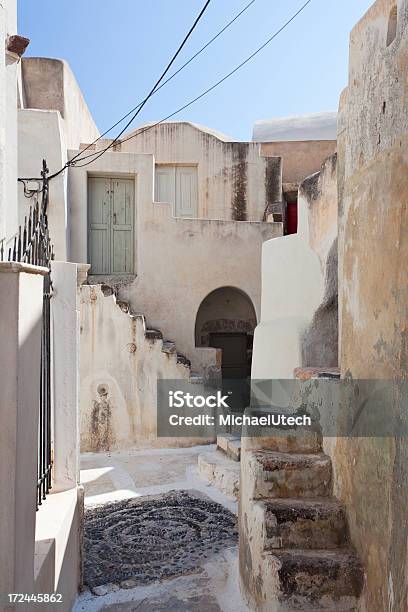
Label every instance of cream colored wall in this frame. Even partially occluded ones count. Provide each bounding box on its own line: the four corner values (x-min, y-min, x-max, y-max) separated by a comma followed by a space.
18, 58, 100, 261
21, 57, 99, 150
68, 149, 281, 374
306, 155, 338, 265
79, 284, 214, 451
260, 140, 337, 184
100, 122, 282, 222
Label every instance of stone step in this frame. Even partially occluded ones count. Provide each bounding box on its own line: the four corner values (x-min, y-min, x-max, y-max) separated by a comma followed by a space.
217, 434, 241, 461
247, 451, 332, 500
262, 548, 363, 611
145, 328, 163, 340
242, 426, 322, 455
116, 299, 129, 313
161, 340, 176, 354
261, 498, 347, 550
198, 450, 240, 499
176, 353, 191, 367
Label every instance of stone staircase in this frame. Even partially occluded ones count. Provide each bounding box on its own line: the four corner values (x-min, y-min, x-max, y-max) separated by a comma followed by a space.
100, 283, 199, 379
240, 426, 364, 610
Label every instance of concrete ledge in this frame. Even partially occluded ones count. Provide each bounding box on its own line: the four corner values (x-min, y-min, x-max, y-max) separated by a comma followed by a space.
34, 538, 55, 593
0, 261, 49, 275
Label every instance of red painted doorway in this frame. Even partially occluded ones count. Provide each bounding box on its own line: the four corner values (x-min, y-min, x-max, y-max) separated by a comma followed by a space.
287, 201, 298, 235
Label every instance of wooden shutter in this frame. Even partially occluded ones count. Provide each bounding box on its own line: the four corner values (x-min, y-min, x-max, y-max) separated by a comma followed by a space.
155, 166, 176, 203
175, 166, 198, 218
111, 179, 134, 274
88, 177, 110, 274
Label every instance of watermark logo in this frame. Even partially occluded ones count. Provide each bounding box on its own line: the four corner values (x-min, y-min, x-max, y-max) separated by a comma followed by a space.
168, 390, 231, 409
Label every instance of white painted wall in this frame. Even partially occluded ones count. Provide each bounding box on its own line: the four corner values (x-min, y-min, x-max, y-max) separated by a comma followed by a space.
18, 109, 68, 258
251, 153, 338, 413
0, 0, 19, 251
51, 261, 81, 491
251, 194, 325, 385
0, 262, 46, 596
18, 58, 100, 261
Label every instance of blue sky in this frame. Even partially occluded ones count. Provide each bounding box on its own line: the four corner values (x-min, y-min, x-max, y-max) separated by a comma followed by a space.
18, 0, 373, 141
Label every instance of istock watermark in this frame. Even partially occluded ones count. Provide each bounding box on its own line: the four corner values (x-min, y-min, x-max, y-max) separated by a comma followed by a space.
157, 378, 408, 439
168, 389, 231, 409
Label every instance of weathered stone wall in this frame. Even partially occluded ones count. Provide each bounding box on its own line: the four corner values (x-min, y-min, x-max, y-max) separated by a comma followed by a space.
239, 155, 339, 609
300, 154, 338, 368
327, 1, 408, 609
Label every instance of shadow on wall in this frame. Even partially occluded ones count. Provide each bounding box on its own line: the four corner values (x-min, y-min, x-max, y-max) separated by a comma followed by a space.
302, 238, 338, 367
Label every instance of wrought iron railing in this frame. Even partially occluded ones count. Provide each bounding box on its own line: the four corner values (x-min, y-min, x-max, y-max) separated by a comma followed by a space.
3, 161, 54, 508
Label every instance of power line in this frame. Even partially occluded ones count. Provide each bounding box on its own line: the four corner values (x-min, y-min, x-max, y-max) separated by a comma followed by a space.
48, 0, 212, 179
68, 0, 256, 167
74, 0, 313, 168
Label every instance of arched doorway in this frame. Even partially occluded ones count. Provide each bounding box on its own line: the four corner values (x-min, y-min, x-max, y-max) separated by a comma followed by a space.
195, 287, 257, 379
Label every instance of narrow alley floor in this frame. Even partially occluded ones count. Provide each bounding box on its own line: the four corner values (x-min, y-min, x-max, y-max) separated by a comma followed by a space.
73, 446, 249, 612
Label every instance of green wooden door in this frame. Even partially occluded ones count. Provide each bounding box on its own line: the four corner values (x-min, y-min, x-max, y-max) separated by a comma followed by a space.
88, 177, 134, 274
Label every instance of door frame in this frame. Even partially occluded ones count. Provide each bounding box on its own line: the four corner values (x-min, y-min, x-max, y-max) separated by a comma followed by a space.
87, 173, 137, 277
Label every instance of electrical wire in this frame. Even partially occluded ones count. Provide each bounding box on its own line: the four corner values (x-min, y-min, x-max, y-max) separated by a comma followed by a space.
47, 0, 212, 179
73, 0, 313, 168
68, 0, 256, 167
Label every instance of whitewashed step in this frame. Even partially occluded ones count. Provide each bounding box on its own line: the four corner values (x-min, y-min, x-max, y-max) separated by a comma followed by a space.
247, 451, 332, 500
